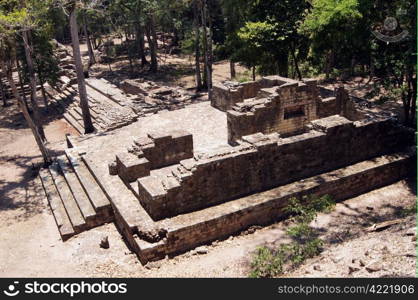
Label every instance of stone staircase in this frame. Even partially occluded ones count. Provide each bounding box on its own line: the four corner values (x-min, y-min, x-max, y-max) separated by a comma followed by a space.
39, 149, 113, 240
45, 82, 138, 134
46, 85, 77, 112
1, 74, 31, 100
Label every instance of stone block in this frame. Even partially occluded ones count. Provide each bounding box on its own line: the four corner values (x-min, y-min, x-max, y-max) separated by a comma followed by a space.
148, 131, 172, 144
116, 152, 150, 183
311, 115, 354, 134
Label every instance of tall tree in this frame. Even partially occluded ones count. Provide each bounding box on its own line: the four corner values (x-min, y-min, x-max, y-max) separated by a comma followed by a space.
70, 3, 94, 133
82, 13, 96, 65
0, 66, 8, 106
0, 6, 51, 165
300, 0, 362, 79
221, 0, 249, 79
193, 0, 203, 90
57, 0, 95, 133
22, 30, 46, 141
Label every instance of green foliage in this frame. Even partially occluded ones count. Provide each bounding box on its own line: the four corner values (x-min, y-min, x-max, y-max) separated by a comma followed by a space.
249, 195, 335, 278
249, 246, 284, 278
232, 0, 309, 76
301, 0, 362, 34
233, 21, 273, 71
33, 32, 60, 86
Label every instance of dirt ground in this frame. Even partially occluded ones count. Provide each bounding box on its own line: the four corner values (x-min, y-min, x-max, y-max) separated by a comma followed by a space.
0, 42, 416, 278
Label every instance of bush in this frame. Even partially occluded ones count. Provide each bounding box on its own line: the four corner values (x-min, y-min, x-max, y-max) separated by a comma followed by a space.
249, 195, 335, 278
249, 246, 284, 278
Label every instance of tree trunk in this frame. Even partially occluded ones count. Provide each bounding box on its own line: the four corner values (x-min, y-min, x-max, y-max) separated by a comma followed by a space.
136, 22, 148, 66
205, 0, 213, 101
172, 27, 179, 47
92, 37, 97, 49
230, 61, 236, 79
22, 30, 46, 141
2, 59, 51, 165
16, 58, 29, 109
193, 0, 203, 91
0, 67, 7, 106
149, 14, 158, 72
40, 81, 48, 110
139, 25, 147, 66
410, 80, 417, 126
252, 66, 256, 81
277, 53, 289, 78
145, 16, 158, 72
404, 71, 417, 127
350, 57, 356, 76
70, 7, 95, 134
291, 44, 302, 80
325, 50, 334, 80
82, 15, 96, 65
201, 2, 208, 89
37, 70, 49, 109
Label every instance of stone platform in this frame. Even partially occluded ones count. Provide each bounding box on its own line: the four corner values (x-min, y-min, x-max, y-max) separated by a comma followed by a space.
39, 78, 416, 264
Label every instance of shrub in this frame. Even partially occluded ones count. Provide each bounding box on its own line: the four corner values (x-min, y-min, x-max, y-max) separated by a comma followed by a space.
249, 195, 335, 278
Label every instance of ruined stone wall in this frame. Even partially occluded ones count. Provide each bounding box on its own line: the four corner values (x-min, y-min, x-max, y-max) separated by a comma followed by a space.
132, 130, 193, 169
227, 81, 364, 144
227, 80, 320, 143
137, 115, 414, 220
317, 86, 362, 120
114, 130, 193, 183
137, 148, 415, 262
212, 76, 290, 111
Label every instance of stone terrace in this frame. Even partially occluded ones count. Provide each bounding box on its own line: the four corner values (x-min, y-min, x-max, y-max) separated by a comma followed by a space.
39, 77, 416, 264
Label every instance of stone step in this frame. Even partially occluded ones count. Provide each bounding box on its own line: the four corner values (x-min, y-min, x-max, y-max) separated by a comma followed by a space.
68, 107, 83, 122
39, 169, 75, 240
49, 161, 87, 233
65, 150, 112, 221
86, 79, 125, 108
71, 106, 103, 131
63, 112, 84, 134
56, 156, 97, 226
82, 154, 157, 246
86, 86, 118, 107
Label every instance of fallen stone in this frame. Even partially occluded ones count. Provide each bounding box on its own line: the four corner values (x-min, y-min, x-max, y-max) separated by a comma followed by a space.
348, 265, 360, 274
331, 255, 344, 263
153, 87, 173, 96
193, 246, 208, 255
365, 262, 381, 273
100, 236, 109, 249
313, 265, 321, 271
108, 161, 118, 175
145, 261, 162, 269
404, 227, 416, 236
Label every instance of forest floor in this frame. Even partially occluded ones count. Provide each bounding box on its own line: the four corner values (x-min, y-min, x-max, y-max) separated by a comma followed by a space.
0, 41, 416, 278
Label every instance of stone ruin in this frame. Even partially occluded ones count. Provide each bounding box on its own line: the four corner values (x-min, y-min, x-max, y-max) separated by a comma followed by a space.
40, 76, 416, 264
117, 79, 207, 115
213, 76, 359, 143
